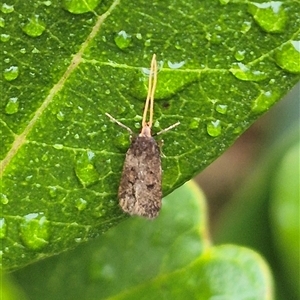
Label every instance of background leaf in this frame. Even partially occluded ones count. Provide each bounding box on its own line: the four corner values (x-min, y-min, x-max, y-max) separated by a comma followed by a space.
1, 0, 300, 270
11, 182, 273, 299
214, 123, 299, 300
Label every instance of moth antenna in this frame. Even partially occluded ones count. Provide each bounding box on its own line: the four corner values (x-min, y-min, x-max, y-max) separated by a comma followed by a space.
149, 54, 157, 128
142, 54, 157, 129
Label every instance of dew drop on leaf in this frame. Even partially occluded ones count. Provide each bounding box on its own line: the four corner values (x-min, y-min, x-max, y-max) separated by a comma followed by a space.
62, 0, 100, 14
144, 39, 151, 47
0, 218, 7, 239
19, 212, 50, 250
240, 21, 252, 33
22, 15, 46, 37
75, 150, 99, 187
0, 33, 10, 42
49, 186, 57, 198
234, 50, 245, 61
219, 0, 230, 5
20, 47, 26, 54
0, 193, 9, 204
216, 104, 228, 115
56, 111, 65, 121
114, 30, 132, 50
189, 117, 200, 129
229, 62, 268, 81
274, 41, 300, 74
101, 124, 107, 132
135, 33, 142, 40
5, 97, 19, 114
252, 90, 279, 113
41, 153, 48, 161
130, 65, 198, 100
0, 17, 5, 27
53, 144, 63, 149
167, 60, 185, 69
3, 66, 19, 81
1, 3, 14, 14
75, 198, 87, 211
207, 120, 222, 137
248, 1, 286, 33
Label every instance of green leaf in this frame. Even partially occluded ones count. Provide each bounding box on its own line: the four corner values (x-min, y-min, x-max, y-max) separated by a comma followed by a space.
270, 139, 300, 297
1, 0, 300, 270
12, 182, 273, 299
214, 124, 299, 300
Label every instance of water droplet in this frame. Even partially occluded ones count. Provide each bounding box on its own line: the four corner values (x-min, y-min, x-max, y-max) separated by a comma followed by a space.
105, 89, 110, 95
75, 198, 87, 211
133, 114, 142, 122
56, 111, 65, 121
53, 144, 63, 149
274, 41, 300, 74
206, 32, 222, 44
207, 120, 222, 137
19, 212, 50, 250
32, 47, 40, 53
248, 1, 286, 33
0, 33, 10, 42
101, 124, 107, 132
241, 21, 252, 33
234, 50, 245, 61
167, 60, 185, 69
144, 39, 151, 47
1, 3, 14, 13
22, 15, 46, 37
189, 117, 200, 129
20, 48, 26, 54
216, 104, 228, 114
229, 62, 268, 81
136, 33, 142, 40
75, 150, 99, 187
219, 0, 229, 5
0, 218, 7, 238
114, 30, 132, 50
1, 193, 9, 204
131, 64, 198, 100
3, 66, 19, 81
62, 0, 100, 14
49, 186, 57, 198
0, 17, 5, 27
25, 175, 33, 182
74, 133, 80, 139
43, 1, 52, 6
42, 153, 48, 161
5, 97, 19, 114
252, 90, 279, 113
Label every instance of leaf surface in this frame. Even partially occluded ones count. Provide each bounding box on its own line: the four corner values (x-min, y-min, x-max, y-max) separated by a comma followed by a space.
12, 182, 273, 300
1, 0, 300, 270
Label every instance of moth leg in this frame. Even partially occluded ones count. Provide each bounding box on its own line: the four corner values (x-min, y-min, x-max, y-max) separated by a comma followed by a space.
157, 139, 166, 158
105, 113, 133, 135
156, 121, 180, 136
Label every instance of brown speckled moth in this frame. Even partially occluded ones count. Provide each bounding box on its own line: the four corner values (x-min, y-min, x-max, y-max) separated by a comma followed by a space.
106, 54, 180, 218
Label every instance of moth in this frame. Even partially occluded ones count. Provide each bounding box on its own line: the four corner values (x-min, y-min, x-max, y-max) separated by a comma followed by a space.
106, 54, 180, 218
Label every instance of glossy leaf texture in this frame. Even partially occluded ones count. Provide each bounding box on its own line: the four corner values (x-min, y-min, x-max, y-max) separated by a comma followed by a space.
11, 182, 273, 299
1, 0, 300, 270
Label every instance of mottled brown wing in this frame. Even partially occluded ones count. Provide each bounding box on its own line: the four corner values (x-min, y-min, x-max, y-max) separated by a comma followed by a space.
118, 136, 162, 218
